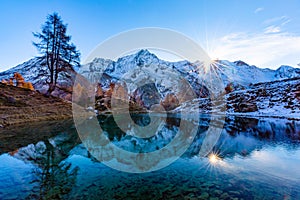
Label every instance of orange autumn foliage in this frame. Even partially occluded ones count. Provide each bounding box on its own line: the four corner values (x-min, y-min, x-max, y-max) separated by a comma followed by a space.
1, 72, 34, 90
1, 79, 7, 84
14, 72, 25, 87
160, 93, 179, 111
8, 78, 14, 86
96, 84, 104, 97
105, 83, 115, 97
23, 82, 34, 90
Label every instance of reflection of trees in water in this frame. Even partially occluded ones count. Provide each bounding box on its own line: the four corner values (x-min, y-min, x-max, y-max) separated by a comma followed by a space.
25, 139, 79, 199
98, 114, 126, 141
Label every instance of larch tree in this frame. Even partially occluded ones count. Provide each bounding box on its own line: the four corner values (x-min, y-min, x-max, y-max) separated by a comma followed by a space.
33, 12, 80, 95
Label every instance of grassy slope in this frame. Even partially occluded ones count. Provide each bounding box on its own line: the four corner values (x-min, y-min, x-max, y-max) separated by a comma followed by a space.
0, 83, 73, 127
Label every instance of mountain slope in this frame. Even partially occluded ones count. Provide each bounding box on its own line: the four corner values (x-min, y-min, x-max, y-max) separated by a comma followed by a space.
0, 83, 73, 127
215, 60, 300, 86
2, 50, 299, 101
1, 50, 300, 117
173, 77, 300, 118
78, 50, 300, 113
0, 57, 86, 101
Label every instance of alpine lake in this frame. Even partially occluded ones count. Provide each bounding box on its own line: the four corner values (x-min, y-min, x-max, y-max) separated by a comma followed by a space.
0, 113, 299, 200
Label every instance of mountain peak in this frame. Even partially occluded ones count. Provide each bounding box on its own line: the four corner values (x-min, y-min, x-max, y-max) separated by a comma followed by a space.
114, 49, 159, 67
277, 65, 293, 69
136, 49, 150, 54
233, 60, 249, 66
276, 65, 294, 72
134, 49, 157, 59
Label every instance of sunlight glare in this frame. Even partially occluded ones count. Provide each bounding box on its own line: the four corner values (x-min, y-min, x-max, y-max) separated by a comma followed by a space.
209, 153, 220, 164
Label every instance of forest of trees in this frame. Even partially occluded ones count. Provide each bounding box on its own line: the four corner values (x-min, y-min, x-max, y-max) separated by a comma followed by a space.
33, 12, 80, 95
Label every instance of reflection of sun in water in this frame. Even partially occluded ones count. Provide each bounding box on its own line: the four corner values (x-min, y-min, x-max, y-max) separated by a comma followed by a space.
197, 152, 224, 177
195, 150, 236, 179
207, 152, 233, 169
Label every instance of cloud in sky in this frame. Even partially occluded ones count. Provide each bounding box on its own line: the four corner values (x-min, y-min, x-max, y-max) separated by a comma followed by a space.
262, 16, 291, 34
209, 31, 300, 69
264, 25, 281, 34
207, 14, 299, 69
254, 7, 264, 14
263, 16, 290, 25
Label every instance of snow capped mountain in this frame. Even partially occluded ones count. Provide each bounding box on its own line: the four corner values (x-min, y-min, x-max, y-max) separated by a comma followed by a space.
175, 76, 300, 118
80, 49, 168, 82
77, 49, 300, 116
275, 65, 300, 79
211, 60, 300, 87
0, 56, 85, 101
80, 49, 209, 105
80, 49, 300, 88
0, 57, 46, 86
1, 49, 300, 107
214, 60, 275, 86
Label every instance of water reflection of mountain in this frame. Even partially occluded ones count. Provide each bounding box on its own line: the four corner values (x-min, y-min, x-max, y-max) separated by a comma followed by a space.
78, 114, 300, 160
5, 115, 300, 165
1, 115, 300, 199
188, 116, 300, 158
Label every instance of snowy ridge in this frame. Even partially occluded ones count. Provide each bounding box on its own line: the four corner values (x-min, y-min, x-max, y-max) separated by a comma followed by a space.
0, 57, 46, 86
1, 49, 299, 91
1, 49, 299, 93
1, 49, 300, 113
80, 49, 300, 88
79, 50, 300, 115
174, 77, 300, 118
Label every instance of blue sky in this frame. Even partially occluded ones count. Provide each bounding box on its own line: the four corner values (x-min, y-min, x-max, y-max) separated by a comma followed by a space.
0, 0, 300, 71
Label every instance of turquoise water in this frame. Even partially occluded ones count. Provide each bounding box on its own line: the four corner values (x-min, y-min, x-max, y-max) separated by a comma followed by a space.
0, 115, 299, 199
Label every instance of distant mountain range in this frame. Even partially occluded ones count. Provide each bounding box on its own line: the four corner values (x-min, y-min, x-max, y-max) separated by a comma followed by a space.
79, 49, 300, 87
1, 49, 300, 117
1, 49, 299, 93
